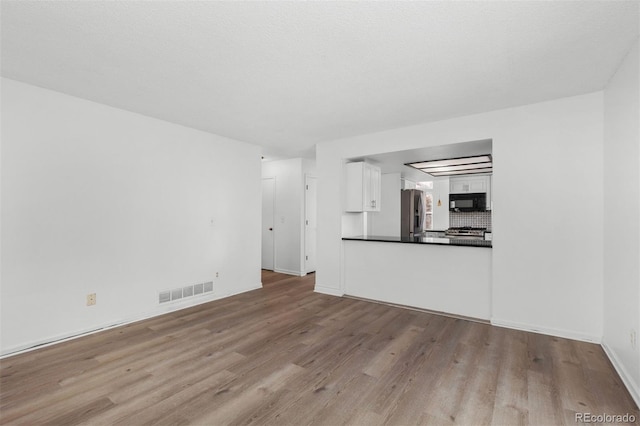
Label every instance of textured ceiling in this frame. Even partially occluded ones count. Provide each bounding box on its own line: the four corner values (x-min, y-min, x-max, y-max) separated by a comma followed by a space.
2, 1, 638, 158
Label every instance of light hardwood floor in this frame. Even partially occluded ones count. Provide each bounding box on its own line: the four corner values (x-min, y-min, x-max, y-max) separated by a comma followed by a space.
1, 271, 638, 425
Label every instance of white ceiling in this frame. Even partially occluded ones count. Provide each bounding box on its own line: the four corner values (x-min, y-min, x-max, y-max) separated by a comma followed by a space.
2, 1, 638, 159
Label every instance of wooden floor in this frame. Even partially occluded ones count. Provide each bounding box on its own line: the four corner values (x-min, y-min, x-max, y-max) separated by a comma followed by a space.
1, 271, 637, 425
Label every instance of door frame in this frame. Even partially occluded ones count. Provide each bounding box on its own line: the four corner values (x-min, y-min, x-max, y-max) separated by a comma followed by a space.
261, 177, 276, 271
304, 174, 318, 274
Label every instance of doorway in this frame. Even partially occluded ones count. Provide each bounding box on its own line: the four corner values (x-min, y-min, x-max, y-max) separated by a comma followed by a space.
261, 177, 275, 270
305, 175, 317, 273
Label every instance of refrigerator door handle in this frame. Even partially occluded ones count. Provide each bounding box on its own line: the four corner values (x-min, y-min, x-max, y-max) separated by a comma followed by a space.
417, 194, 424, 229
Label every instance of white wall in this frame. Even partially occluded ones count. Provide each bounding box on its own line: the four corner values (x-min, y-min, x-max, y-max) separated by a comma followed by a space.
603, 39, 640, 404
0, 78, 262, 355
431, 178, 449, 230
302, 158, 317, 176
370, 173, 401, 237
344, 241, 491, 319
316, 92, 604, 342
262, 158, 316, 276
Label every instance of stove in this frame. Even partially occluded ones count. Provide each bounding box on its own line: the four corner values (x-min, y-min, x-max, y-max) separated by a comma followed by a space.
445, 227, 487, 239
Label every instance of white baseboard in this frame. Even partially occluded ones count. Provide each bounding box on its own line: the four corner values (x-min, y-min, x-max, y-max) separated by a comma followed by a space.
314, 285, 344, 297
220, 283, 262, 298
274, 268, 305, 277
0, 282, 262, 359
601, 342, 640, 409
491, 318, 601, 343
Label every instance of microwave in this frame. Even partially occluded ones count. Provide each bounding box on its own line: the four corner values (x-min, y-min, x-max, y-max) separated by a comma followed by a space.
449, 193, 487, 212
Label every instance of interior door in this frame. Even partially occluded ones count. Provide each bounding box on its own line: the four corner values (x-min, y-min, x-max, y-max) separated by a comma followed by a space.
261, 178, 275, 270
305, 176, 317, 273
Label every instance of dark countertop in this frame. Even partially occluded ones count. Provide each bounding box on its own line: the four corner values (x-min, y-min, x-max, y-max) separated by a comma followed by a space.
342, 235, 492, 248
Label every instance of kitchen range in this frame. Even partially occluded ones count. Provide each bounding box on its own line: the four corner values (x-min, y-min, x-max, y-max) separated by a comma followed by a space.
444, 226, 487, 239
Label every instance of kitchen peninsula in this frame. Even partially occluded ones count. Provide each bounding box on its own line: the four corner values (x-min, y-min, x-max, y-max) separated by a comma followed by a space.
342, 235, 492, 320
341, 152, 494, 320
343, 234, 492, 247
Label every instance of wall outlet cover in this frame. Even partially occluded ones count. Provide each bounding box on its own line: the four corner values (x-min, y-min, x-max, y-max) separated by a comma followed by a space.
86, 293, 96, 306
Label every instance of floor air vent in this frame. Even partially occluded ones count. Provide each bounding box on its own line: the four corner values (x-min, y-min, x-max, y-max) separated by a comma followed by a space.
159, 291, 171, 303
159, 281, 214, 304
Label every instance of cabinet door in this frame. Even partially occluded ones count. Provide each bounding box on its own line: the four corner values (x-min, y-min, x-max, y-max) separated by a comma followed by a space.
469, 179, 487, 193
369, 165, 381, 211
450, 176, 488, 194
362, 163, 373, 211
450, 179, 471, 193
345, 162, 381, 212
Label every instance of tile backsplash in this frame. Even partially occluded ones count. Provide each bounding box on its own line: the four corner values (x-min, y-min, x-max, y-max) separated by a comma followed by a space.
450, 211, 492, 231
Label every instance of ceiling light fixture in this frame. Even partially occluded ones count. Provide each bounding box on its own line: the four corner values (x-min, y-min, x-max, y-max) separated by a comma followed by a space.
429, 167, 493, 176
406, 154, 492, 177
417, 162, 493, 173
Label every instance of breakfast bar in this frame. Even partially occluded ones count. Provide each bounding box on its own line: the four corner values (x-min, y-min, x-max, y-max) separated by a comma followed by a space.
342, 235, 492, 248
342, 237, 492, 320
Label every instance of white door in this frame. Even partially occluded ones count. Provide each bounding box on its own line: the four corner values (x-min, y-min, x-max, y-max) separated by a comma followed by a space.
305, 176, 317, 273
262, 178, 275, 270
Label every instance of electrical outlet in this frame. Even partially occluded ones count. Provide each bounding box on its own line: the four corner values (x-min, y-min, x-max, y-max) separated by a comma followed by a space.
631, 329, 637, 350
216, 272, 219, 278
86, 293, 96, 306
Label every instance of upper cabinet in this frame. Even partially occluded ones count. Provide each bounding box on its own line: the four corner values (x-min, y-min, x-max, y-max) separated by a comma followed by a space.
345, 162, 381, 212
450, 175, 492, 210
450, 175, 489, 193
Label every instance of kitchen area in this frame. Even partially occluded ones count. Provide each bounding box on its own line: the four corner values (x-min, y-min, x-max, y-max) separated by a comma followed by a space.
340, 139, 493, 320
314, 86, 611, 381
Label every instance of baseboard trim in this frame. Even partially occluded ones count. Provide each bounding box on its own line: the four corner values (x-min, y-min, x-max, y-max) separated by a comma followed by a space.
314, 285, 344, 297
491, 318, 601, 343
345, 294, 489, 325
0, 283, 262, 359
601, 342, 640, 409
274, 268, 304, 277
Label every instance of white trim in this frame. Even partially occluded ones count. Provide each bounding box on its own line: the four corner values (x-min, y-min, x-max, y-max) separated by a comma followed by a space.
314, 285, 344, 297
274, 268, 304, 277
0, 283, 261, 359
491, 318, 601, 343
602, 343, 640, 409
304, 173, 318, 274
261, 176, 276, 271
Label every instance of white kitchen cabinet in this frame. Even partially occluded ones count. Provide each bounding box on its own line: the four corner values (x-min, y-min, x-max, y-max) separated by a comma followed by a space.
450, 175, 492, 210
345, 162, 381, 212
450, 175, 490, 193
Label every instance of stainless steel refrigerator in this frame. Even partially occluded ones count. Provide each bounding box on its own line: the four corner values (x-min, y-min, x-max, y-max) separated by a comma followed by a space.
401, 189, 426, 237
